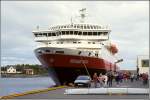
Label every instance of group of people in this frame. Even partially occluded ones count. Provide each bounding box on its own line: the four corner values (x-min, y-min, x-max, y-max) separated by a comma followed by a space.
92, 71, 149, 88
92, 70, 114, 88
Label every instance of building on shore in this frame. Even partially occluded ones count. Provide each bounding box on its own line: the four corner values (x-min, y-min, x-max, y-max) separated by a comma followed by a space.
137, 55, 149, 74
24, 69, 34, 75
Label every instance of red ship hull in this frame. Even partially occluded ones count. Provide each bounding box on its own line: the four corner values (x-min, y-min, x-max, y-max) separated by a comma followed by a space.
36, 53, 117, 85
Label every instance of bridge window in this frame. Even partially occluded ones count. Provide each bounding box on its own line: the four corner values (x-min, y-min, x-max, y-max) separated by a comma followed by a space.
62, 31, 65, 35
34, 33, 38, 37
51, 33, 56, 36
103, 32, 108, 35
48, 33, 51, 36
97, 32, 101, 35
73, 41, 77, 44
74, 31, 78, 35
83, 32, 87, 35
78, 32, 82, 35
66, 31, 69, 35
70, 31, 73, 35
93, 32, 97, 35
88, 32, 92, 35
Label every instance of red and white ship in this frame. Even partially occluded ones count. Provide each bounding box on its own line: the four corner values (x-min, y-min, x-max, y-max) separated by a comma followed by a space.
33, 8, 121, 85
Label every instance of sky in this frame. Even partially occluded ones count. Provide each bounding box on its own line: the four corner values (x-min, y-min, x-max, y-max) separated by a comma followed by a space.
1, 1, 149, 70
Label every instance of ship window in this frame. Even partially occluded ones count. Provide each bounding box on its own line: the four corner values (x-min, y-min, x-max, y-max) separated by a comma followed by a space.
87, 25, 90, 29
78, 42, 81, 44
77, 25, 80, 28
49, 42, 51, 44
84, 25, 86, 29
93, 32, 97, 35
95, 53, 98, 57
93, 42, 95, 44
60, 42, 63, 44
97, 32, 101, 35
66, 31, 69, 35
88, 42, 91, 44
78, 32, 82, 35
55, 51, 64, 54
62, 31, 65, 35
45, 50, 50, 52
34, 33, 38, 37
70, 31, 73, 35
80, 25, 83, 29
48, 33, 51, 36
88, 32, 92, 35
83, 32, 87, 35
38, 51, 42, 54
74, 31, 78, 35
73, 41, 77, 44
57, 42, 59, 44
103, 32, 108, 35
51, 33, 56, 36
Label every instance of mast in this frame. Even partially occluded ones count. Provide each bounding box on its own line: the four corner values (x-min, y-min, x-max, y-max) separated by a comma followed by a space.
79, 8, 87, 23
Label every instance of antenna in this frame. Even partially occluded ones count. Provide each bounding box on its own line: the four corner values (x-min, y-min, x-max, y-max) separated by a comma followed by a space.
70, 16, 73, 25
79, 8, 87, 23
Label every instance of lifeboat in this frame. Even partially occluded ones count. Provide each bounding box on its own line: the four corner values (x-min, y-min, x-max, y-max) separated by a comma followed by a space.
110, 43, 118, 54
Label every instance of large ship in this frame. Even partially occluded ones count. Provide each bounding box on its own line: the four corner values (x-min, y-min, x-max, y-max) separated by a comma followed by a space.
33, 8, 121, 85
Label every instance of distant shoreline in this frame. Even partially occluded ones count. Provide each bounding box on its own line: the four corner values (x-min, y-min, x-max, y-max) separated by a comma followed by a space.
1, 74, 49, 78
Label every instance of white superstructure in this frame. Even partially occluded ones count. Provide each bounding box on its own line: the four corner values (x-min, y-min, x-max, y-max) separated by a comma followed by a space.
33, 8, 118, 64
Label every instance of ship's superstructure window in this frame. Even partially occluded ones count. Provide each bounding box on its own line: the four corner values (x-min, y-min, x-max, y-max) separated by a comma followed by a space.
66, 31, 69, 35
51, 33, 56, 36
83, 32, 87, 35
74, 31, 78, 35
88, 32, 92, 35
55, 51, 64, 54
45, 50, 50, 52
70, 31, 73, 35
78, 32, 82, 35
93, 32, 97, 35
62, 31, 65, 35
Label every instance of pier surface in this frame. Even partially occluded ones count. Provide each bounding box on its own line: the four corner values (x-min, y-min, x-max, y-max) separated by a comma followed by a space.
2, 80, 148, 100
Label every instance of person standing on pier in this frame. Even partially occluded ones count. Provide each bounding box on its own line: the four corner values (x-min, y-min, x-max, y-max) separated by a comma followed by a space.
93, 73, 98, 88
107, 71, 113, 87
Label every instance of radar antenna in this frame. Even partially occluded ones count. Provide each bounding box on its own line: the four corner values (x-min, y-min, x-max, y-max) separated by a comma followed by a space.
79, 8, 87, 23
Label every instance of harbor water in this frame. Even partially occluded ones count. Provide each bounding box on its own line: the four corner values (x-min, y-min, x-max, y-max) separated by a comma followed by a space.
0, 77, 55, 96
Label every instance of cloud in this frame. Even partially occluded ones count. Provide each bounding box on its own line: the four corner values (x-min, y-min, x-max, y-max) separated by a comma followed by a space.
1, 1, 149, 70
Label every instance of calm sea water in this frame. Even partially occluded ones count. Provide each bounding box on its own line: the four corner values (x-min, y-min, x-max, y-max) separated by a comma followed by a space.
0, 77, 55, 96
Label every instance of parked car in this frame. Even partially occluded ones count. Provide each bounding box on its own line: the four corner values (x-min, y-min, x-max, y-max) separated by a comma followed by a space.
74, 75, 91, 87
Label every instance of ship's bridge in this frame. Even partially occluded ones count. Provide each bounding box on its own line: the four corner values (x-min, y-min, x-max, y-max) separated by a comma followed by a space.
33, 23, 111, 42
32, 23, 111, 50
